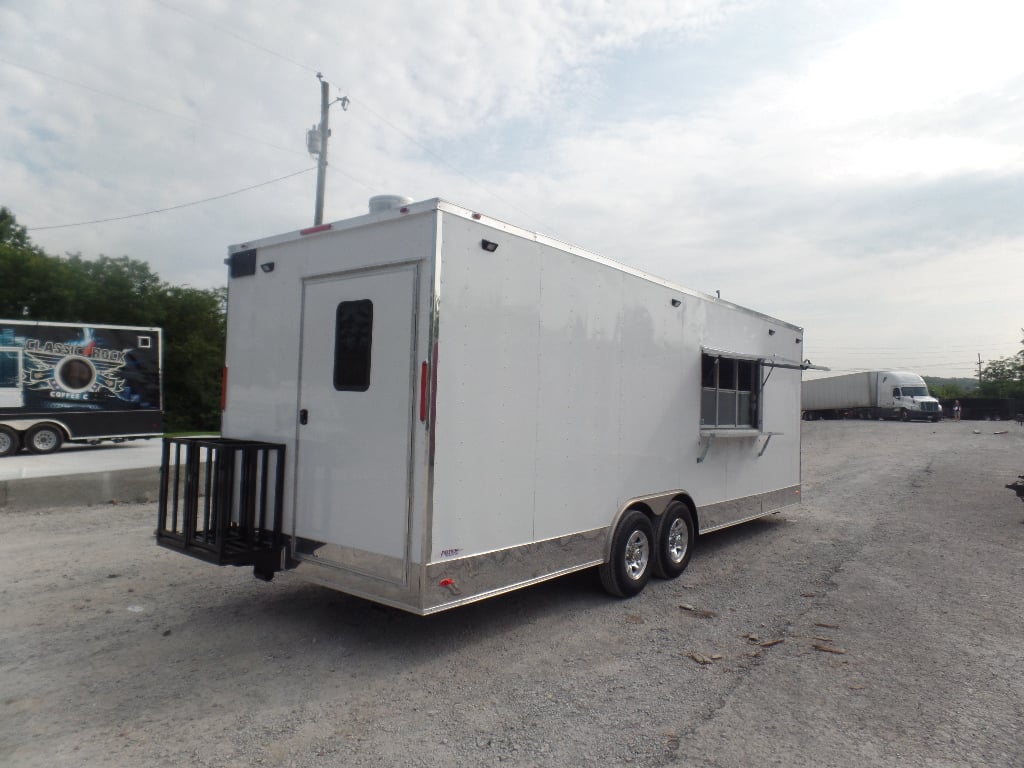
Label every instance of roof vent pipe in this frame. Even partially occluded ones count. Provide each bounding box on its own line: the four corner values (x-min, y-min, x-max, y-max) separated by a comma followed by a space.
369, 195, 413, 214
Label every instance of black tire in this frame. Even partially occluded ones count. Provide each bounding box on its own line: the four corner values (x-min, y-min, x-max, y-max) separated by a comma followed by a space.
599, 510, 654, 598
0, 425, 19, 457
653, 501, 695, 579
25, 424, 64, 455
900, 409, 910, 422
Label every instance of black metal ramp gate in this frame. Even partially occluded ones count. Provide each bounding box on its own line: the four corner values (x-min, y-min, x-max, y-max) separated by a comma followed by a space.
157, 437, 286, 580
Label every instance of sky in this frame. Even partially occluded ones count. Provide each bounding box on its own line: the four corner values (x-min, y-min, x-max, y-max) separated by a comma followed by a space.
1, 0, 1021, 378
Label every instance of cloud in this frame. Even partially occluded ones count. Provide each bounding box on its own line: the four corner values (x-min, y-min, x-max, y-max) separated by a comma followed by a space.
1, 0, 1021, 374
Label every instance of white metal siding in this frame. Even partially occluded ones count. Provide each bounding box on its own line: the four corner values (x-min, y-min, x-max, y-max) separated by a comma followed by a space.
222, 211, 438, 562
431, 211, 803, 561
430, 218, 543, 557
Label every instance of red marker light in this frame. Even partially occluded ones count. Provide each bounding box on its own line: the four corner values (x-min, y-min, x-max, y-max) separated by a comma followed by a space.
439, 578, 454, 587
419, 362, 428, 422
300, 224, 332, 236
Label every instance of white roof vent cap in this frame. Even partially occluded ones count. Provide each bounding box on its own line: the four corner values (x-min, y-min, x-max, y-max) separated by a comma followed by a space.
369, 194, 413, 214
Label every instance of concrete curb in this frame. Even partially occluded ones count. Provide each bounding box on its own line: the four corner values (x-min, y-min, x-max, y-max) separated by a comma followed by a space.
0, 467, 161, 511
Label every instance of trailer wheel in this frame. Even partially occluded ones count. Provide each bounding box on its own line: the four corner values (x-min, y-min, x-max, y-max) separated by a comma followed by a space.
25, 424, 64, 454
653, 501, 695, 579
599, 510, 654, 598
0, 426, 19, 457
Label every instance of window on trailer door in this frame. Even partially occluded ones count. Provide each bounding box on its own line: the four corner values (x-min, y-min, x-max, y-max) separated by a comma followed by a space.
0, 349, 20, 387
333, 299, 373, 391
701, 353, 760, 428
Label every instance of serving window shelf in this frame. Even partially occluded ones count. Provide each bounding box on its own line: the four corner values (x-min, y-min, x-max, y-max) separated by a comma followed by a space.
697, 430, 782, 463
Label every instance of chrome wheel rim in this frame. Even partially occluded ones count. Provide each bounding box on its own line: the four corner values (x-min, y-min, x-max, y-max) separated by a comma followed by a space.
33, 430, 58, 451
666, 517, 687, 564
624, 530, 650, 581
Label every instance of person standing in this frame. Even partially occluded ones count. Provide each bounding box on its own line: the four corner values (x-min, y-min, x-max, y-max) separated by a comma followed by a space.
953, 400, 962, 421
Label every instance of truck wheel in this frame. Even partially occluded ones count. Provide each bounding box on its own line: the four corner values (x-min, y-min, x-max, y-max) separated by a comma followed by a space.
599, 510, 654, 598
653, 501, 695, 579
25, 424, 64, 454
900, 409, 909, 422
0, 426, 19, 457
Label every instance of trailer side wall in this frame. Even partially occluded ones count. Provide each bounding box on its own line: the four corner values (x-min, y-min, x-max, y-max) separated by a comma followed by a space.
430, 211, 803, 568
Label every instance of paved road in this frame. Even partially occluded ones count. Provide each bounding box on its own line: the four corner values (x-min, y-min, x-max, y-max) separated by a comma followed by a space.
0, 440, 164, 509
0, 440, 163, 481
1, 420, 1022, 767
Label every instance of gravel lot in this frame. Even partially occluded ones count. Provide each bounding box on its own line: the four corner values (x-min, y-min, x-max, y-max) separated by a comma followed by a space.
2, 420, 1023, 767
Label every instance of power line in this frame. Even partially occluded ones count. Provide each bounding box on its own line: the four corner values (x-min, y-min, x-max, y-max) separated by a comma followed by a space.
27, 167, 316, 231
152, 0, 320, 75
147, 4, 559, 233
0, 56, 306, 158
806, 342, 1014, 351
1, 57, 380, 222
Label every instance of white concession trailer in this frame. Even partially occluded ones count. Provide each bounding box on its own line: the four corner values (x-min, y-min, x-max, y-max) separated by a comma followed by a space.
157, 198, 805, 614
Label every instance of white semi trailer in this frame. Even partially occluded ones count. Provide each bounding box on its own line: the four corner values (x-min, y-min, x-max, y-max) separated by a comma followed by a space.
157, 197, 806, 614
802, 370, 942, 422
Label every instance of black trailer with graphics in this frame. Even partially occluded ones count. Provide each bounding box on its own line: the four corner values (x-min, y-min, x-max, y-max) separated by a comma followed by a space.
0, 320, 163, 455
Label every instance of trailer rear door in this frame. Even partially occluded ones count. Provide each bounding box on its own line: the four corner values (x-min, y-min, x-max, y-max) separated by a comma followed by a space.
294, 263, 420, 584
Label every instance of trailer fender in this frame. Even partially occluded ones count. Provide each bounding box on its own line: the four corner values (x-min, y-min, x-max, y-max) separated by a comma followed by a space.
604, 491, 696, 562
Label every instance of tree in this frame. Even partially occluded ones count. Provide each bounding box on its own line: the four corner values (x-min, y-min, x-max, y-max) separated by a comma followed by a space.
65, 254, 166, 325
927, 381, 968, 399
151, 286, 226, 431
0, 206, 30, 247
0, 208, 226, 431
0, 208, 69, 319
979, 334, 1024, 399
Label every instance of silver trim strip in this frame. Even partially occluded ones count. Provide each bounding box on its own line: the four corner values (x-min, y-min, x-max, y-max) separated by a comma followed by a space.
423, 485, 801, 612
290, 555, 422, 611
284, 483, 801, 614
423, 527, 606, 613
699, 484, 800, 534
421, 209, 444, 599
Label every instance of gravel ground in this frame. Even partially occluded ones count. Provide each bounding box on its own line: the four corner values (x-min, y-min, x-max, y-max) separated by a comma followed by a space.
1, 420, 1022, 767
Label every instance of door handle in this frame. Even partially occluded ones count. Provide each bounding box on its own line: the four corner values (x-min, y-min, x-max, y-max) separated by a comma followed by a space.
299, 409, 308, 425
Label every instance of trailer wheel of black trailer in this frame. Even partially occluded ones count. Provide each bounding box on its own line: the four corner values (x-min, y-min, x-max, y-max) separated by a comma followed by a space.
653, 500, 695, 579
600, 510, 655, 598
0, 425, 19, 456
25, 423, 64, 455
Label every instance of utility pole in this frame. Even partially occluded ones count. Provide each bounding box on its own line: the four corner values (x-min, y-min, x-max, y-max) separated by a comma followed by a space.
309, 73, 348, 226
977, 353, 983, 385
313, 74, 330, 225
